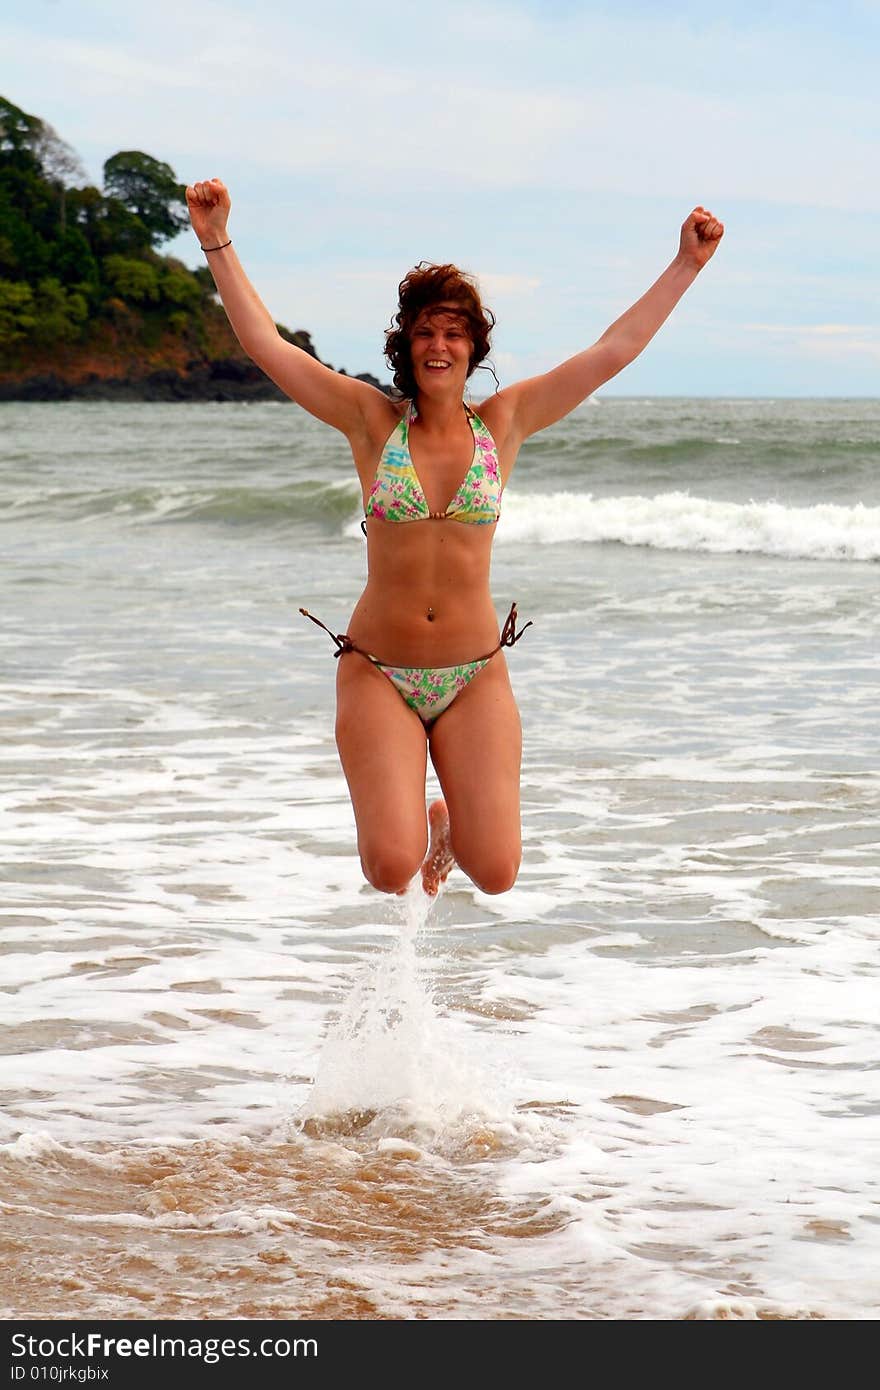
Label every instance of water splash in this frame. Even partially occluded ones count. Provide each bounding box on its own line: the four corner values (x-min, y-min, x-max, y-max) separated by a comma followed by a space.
298, 887, 500, 1146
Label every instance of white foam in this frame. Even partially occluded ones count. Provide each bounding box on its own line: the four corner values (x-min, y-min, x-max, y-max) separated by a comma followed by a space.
496, 491, 880, 561
299, 889, 515, 1142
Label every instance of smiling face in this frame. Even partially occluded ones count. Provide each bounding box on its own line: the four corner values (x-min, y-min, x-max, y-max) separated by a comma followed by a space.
409, 303, 473, 396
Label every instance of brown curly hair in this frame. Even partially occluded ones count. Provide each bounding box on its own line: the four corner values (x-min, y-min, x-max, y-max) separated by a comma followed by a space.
384, 262, 496, 400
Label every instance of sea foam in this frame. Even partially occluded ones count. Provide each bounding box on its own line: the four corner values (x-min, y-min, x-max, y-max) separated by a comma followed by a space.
495, 491, 880, 561
298, 889, 510, 1146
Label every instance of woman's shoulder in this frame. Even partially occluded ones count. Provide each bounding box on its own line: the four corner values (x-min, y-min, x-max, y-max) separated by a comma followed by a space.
361, 388, 407, 444
470, 388, 516, 442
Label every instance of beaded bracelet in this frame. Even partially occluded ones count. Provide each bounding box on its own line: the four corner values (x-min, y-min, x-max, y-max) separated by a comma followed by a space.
201, 240, 232, 253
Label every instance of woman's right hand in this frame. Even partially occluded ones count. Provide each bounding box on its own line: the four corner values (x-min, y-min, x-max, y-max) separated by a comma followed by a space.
185, 177, 231, 248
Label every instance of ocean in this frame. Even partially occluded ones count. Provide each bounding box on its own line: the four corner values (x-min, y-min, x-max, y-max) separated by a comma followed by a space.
1, 396, 878, 1320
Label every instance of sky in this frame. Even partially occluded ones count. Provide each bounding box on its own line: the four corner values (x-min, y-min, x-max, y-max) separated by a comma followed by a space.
2, 0, 878, 395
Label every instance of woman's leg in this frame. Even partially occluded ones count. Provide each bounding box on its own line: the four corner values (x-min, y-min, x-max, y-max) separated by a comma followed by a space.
427, 655, 522, 895
335, 653, 429, 893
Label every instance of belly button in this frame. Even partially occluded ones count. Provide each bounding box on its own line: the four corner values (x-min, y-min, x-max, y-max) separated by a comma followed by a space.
427, 606, 435, 622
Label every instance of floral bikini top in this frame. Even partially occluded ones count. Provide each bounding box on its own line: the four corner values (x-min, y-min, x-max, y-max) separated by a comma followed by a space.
364, 401, 502, 526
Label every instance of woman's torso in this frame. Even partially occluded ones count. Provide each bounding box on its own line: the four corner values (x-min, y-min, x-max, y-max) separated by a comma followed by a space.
347, 395, 518, 665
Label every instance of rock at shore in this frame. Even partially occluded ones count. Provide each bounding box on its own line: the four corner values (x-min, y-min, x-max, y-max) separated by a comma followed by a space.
0, 357, 388, 403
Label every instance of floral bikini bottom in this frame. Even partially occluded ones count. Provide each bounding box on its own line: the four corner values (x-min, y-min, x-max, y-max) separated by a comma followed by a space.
299, 602, 531, 727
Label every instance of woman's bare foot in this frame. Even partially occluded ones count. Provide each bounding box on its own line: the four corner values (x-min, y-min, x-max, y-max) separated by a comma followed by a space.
421, 799, 455, 896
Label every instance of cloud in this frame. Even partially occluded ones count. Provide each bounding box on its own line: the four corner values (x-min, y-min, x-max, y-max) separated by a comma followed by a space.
749, 323, 878, 335
5, 3, 879, 209
28, 35, 197, 90
477, 273, 542, 296
745, 322, 880, 360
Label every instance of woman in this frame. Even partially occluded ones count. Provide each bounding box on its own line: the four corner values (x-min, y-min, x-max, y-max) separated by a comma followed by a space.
185, 179, 724, 898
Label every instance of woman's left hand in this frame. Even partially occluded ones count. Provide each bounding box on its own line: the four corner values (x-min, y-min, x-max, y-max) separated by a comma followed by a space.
678, 206, 725, 269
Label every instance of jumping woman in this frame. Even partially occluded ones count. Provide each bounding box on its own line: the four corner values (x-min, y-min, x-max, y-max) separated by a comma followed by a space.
185, 179, 723, 897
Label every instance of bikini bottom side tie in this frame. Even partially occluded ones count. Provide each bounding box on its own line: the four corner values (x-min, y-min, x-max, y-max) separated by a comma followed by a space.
298, 602, 532, 726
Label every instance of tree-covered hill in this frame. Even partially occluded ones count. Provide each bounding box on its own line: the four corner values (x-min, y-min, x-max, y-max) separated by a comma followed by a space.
0, 96, 381, 400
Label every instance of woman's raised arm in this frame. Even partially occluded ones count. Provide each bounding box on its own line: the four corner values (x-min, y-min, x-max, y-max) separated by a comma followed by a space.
502, 207, 725, 441
185, 178, 385, 436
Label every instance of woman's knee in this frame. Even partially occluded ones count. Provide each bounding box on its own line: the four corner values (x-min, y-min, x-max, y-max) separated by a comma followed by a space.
359, 841, 425, 894
454, 846, 521, 896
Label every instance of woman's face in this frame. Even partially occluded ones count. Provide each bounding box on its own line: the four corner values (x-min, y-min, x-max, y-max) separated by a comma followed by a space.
409, 303, 472, 395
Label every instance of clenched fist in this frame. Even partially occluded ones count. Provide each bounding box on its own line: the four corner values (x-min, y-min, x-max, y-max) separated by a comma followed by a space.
679, 206, 724, 269
185, 177, 231, 249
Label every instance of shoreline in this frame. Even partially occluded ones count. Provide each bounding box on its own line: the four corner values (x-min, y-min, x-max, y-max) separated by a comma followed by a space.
0, 361, 390, 403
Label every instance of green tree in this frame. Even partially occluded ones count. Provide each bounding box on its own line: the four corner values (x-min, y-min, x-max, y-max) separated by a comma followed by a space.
0, 96, 43, 172
103, 151, 189, 247
0, 279, 36, 345
0, 202, 52, 279
160, 262, 201, 309
24, 276, 88, 345
0, 157, 57, 240
0, 233, 14, 274
1, 97, 85, 237
65, 184, 150, 258
103, 254, 160, 304
50, 226, 99, 289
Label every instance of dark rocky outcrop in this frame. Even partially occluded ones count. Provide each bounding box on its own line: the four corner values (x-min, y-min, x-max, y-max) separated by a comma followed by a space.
0, 357, 388, 402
